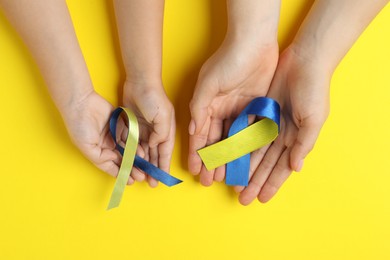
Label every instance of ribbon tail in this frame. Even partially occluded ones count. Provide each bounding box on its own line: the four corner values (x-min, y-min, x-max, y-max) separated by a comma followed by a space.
134, 156, 182, 186
226, 154, 250, 186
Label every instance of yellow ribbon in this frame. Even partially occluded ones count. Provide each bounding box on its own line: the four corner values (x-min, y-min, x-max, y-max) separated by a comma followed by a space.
107, 107, 139, 210
197, 118, 279, 170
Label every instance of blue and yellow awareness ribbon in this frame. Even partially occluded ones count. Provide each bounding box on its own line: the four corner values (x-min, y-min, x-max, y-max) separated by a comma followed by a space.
197, 97, 280, 187
107, 107, 182, 210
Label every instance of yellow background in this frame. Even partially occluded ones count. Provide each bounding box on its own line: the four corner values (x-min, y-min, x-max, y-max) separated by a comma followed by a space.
1, 1, 390, 259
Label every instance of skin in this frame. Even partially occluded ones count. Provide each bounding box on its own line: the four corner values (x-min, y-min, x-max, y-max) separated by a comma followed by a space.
190, 0, 389, 205
114, 0, 174, 187
2, 0, 388, 202
188, 0, 281, 186
238, 0, 388, 205
0, 0, 122, 178
0, 0, 173, 186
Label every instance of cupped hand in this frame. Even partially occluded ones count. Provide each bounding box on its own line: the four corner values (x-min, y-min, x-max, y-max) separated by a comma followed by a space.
62, 91, 139, 184
189, 40, 279, 186
237, 45, 331, 205
123, 79, 175, 187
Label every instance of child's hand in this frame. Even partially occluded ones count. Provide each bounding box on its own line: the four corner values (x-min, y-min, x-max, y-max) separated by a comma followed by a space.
62, 91, 140, 185
236, 46, 330, 205
123, 80, 175, 187
189, 40, 279, 186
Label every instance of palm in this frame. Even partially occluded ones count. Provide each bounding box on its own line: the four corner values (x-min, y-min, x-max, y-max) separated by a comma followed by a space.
63, 92, 122, 179
189, 42, 279, 186
237, 47, 330, 205
122, 81, 175, 187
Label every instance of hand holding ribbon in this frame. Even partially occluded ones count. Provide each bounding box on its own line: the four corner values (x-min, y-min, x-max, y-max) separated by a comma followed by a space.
197, 97, 280, 187
107, 107, 182, 210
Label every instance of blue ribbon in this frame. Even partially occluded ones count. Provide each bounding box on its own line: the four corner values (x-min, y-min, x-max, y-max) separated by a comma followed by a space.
109, 108, 182, 186
225, 97, 280, 186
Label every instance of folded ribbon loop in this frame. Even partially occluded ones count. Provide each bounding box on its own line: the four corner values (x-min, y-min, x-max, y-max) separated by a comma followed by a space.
197, 97, 280, 186
107, 107, 182, 210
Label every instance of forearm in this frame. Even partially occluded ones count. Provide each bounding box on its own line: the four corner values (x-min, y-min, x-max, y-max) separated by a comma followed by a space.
113, 0, 164, 85
226, 0, 281, 46
292, 0, 389, 73
0, 0, 93, 111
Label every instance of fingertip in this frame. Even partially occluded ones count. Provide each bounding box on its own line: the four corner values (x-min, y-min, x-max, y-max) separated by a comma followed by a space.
131, 169, 146, 182
188, 155, 202, 175
213, 166, 225, 182
238, 194, 253, 206
201, 180, 213, 187
290, 147, 304, 172
295, 159, 304, 172
148, 176, 159, 188
238, 184, 259, 206
257, 193, 271, 204
127, 176, 135, 185
199, 166, 214, 186
257, 182, 278, 203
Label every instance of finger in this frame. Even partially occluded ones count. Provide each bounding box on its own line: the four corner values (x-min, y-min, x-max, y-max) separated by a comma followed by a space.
92, 149, 133, 185
149, 105, 173, 148
117, 115, 128, 148
127, 176, 135, 185
199, 165, 214, 186
214, 165, 225, 182
189, 78, 218, 135
129, 171, 143, 183
141, 141, 149, 161
147, 175, 159, 188
223, 118, 234, 138
212, 119, 233, 183
158, 113, 176, 173
150, 146, 158, 166
238, 137, 286, 205
147, 146, 159, 187
188, 116, 211, 174
290, 119, 323, 172
258, 147, 293, 203
102, 126, 116, 150
98, 160, 119, 178
233, 144, 271, 193
199, 118, 223, 185
130, 145, 146, 182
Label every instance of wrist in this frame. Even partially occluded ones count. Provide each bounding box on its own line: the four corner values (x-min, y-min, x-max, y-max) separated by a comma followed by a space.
226, 0, 280, 47
124, 59, 162, 86
289, 40, 336, 77
52, 77, 94, 113
123, 77, 164, 97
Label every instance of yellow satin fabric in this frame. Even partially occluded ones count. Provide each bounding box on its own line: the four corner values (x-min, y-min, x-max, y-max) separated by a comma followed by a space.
107, 108, 139, 210
197, 118, 279, 170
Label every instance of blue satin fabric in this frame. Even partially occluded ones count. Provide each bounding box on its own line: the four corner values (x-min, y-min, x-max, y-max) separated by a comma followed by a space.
225, 97, 280, 186
109, 108, 182, 187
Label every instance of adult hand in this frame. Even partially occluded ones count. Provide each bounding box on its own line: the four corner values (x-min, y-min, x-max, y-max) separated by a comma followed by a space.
237, 46, 330, 205
189, 40, 279, 186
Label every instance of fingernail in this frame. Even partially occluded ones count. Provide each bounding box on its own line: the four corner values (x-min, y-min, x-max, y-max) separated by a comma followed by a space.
188, 119, 195, 135
296, 160, 304, 172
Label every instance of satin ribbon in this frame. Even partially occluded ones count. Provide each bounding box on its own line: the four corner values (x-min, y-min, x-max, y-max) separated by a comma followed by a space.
107, 107, 182, 210
197, 97, 280, 186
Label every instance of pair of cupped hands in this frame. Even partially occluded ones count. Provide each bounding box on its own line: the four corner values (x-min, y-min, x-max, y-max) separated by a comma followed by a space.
64, 37, 330, 206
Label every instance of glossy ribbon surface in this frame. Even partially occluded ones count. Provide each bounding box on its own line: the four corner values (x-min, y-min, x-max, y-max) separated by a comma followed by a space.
197, 97, 280, 186
107, 107, 182, 210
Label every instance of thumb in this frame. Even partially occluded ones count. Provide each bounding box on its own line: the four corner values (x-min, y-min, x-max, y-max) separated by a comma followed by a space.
189, 79, 218, 135
148, 104, 174, 148
290, 119, 324, 172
